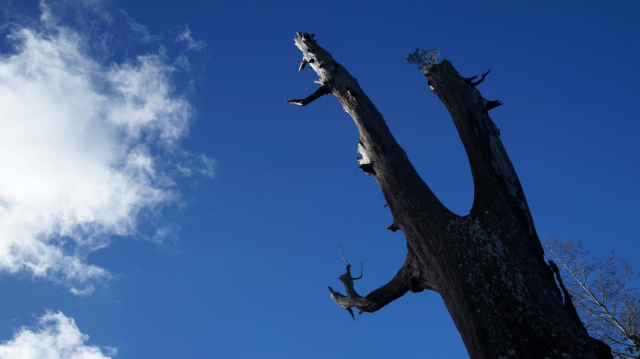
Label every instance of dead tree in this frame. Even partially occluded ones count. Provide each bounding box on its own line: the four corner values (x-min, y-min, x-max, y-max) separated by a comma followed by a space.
287, 32, 612, 358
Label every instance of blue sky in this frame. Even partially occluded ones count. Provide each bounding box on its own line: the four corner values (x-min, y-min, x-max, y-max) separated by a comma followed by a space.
0, 0, 638, 358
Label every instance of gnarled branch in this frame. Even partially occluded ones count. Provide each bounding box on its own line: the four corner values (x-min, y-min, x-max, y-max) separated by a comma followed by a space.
329, 250, 433, 320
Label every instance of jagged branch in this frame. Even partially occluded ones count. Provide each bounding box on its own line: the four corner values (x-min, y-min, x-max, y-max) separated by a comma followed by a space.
464, 69, 491, 87
485, 99, 503, 111
286, 84, 331, 106
464, 71, 504, 111
329, 251, 431, 320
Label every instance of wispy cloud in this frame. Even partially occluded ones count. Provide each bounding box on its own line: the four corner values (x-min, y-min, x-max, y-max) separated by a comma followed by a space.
38, 0, 110, 28
175, 24, 206, 51
0, 311, 115, 359
119, 9, 160, 43
0, 12, 212, 293
177, 154, 217, 178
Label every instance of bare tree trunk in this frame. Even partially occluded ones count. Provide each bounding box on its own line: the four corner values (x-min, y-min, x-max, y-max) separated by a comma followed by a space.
287, 33, 610, 359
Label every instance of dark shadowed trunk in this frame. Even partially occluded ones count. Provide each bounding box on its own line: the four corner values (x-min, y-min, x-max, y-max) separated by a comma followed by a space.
287, 33, 611, 359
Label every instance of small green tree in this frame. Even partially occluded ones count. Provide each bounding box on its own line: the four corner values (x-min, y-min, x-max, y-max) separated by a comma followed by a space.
407, 47, 439, 74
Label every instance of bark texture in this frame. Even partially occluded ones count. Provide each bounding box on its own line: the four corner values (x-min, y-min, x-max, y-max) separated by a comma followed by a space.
288, 32, 610, 359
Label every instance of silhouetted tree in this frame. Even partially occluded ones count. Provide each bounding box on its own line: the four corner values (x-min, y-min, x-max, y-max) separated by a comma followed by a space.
287, 32, 612, 359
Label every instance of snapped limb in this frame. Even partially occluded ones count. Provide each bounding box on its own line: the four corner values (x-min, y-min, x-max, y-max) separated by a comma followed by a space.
464, 69, 491, 87
328, 248, 433, 320
286, 84, 331, 106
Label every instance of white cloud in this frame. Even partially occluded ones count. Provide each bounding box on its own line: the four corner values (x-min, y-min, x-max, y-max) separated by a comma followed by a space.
0, 17, 208, 292
177, 154, 217, 178
0, 311, 115, 359
119, 9, 160, 43
175, 25, 206, 51
38, 0, 109, 28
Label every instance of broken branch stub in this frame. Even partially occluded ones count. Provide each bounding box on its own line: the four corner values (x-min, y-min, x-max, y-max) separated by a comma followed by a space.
464, 69, 491, 87
286, 84, 331, 106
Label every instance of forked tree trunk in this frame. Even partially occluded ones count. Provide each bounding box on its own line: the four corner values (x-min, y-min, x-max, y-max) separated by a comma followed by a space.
287, 33, 611, 359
